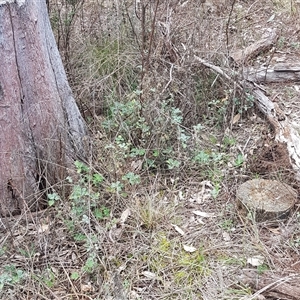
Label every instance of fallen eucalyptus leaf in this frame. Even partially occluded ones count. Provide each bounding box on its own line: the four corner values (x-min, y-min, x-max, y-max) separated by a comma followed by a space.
222, 232, 231, 241
232, 113, 241, 124
120, 208, 131, 225
183, 244, 197, 253
172, 224, 185, 236
142, 271, 156, 279
192, 211, 215, 218
247, 255, 265, 267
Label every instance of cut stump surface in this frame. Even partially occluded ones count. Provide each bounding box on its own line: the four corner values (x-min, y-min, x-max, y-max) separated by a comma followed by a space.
236, 179, 297, 222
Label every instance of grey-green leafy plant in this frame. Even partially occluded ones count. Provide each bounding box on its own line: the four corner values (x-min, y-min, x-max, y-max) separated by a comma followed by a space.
67, 161, 109, 226
122, 172, 141, 185
235, 153, 244, 167
166, 158, 181, 170
109, 181, 124, 193
83, 254, 98, 274
211, 182, 221, 199
193, 150, 210, 164
70, 271, 80, 280
47, 192, 60, 207
42, 268, 56, 288
0, 265, 25, 290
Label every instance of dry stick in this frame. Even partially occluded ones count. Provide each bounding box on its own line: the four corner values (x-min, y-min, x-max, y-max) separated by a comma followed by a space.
161, 63, 174, 94
146, 0, 160, 68
230, 81, 237, 131
230, 29, 278, 65
60, 264, 81, 300
194, 56, 236, 83
194, 55, 273, 117
225, 0, 237, 58
127, 2, 140, 49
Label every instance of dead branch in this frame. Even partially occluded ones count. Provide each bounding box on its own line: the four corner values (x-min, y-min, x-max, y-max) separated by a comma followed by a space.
230, 29, 278, 65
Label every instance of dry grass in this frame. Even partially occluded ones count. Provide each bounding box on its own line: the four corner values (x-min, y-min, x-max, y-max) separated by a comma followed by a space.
1, 0, 300, 299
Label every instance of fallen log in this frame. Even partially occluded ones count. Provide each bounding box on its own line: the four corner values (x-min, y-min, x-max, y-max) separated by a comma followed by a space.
238, 269, 300, 300
244, 65, 300, 83
251, 84, 300, 180
230, 28, 300, 84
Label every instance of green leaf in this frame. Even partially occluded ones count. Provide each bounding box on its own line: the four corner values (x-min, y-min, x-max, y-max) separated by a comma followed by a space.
130, 148, 146, 157
122, 172, 141, 185
166, 159, 181, 169
94, 206, 110, 220
92, 173, 104, 185
71, 272, 80, 280
235, 153, 244, 167
74, 160, 90, 173
48, 200, 55, 207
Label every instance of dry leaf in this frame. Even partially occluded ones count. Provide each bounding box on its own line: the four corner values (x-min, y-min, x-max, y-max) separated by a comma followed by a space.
232, 113, 240, 124
189, 182, 213, 203
38, 223, 49, 233
178, 190, 184, 200
183, 244, 197, 253
221, 95, 228, 102
192, 211, 215, 218
171, 224, 185, 235
128, 290, 141, 299
266, 227, 280, 234
267, 14, 275, 23
142, 271, 156, 279
71, 252, 78, 263
200, 180, 213, 188
120, 208, 131, 225
247, 255, 265, 266
51, 266, 59, 275
81, 283, 93, 292
222, 232, 231, 241
131, 160, 142, 172
197, 218, 205, 225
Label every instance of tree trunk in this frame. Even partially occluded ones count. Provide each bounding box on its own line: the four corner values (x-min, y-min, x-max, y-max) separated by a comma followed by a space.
0, 0, 87, 215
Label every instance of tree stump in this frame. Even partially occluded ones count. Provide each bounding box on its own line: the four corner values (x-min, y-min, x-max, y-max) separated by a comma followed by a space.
236, 179, 297, 222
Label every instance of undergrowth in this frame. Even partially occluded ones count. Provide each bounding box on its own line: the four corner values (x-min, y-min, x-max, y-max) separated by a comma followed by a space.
2, 0, 300, 299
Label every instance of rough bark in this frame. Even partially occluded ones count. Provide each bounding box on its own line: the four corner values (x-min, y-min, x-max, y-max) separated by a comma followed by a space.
230, 29, 300, 83
0, 0, 87, 215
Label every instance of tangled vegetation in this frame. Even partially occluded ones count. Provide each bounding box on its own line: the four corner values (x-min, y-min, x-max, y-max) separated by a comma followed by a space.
1, 0, 300, 299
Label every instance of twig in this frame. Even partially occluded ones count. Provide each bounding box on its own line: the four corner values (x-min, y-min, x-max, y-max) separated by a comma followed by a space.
194, 55, 234, 82
225, 0, 237, 58
161, 63, 174, 94
194, 55, 243, 90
